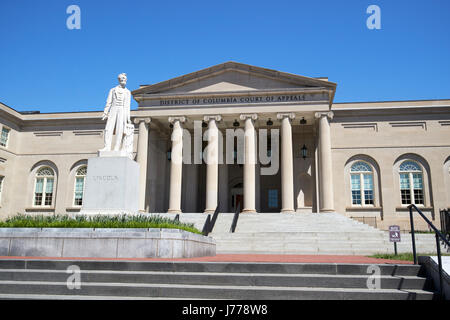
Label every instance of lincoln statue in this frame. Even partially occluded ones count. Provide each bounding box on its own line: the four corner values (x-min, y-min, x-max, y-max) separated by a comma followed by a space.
99, 73, 132, 152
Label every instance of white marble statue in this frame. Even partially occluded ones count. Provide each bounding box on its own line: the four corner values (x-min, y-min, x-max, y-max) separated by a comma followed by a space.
99, 73, 133, 156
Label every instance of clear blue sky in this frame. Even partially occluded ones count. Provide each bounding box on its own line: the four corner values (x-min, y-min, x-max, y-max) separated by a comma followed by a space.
1, 0, 449, 113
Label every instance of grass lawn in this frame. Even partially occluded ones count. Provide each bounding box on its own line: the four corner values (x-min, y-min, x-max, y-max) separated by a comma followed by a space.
369, 253, 450, 261
0, 214, 202, 235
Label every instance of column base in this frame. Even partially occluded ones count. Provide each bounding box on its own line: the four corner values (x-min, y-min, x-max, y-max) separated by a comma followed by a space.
204, 209, 216, 214
167, 209, 182, 214
281, 209, 295, 214
241, 209, 257, 214
320, 208, 335, 213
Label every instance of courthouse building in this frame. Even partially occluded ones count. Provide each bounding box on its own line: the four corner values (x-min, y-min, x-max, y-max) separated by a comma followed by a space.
0, 62, 449, 230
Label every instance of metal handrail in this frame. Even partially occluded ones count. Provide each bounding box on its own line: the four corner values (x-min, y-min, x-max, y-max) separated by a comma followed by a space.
202, 215, 211, 236
210, 205, 220, 232
202, 205, 219, 236
230, 202, 241, 233
408, 204, 450, 299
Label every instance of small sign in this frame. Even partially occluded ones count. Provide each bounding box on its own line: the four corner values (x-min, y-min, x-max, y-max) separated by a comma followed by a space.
389, 225, 401, 242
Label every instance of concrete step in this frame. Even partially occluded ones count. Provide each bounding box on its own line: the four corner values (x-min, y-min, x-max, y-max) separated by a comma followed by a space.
0, 260, 425, 276
203, 210, 447, 255
0, 269, 428, 289
0, 281, 434, 300
0, 259, 434, 300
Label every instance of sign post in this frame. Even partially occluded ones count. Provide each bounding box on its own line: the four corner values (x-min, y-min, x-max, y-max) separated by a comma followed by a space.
389, 225, 401, 255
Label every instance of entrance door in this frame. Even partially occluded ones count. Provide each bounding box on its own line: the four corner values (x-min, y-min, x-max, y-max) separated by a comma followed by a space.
230, 183, 243, 212
235, 194, 243, 212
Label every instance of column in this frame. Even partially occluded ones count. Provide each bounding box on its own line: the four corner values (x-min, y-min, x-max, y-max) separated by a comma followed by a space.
134, 117, 151, 212
204, 115, 221, 213
168, 116, 186, 213
240, 114, 258, 213
277, 113, 295, 213
315, 111, 335, 212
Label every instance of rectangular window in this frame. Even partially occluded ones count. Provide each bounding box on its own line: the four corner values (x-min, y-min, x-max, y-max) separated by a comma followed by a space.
74, 177, 84, 206
351, 175, 361, 205
401, 189, 411, 205
414, 189, 424, 205
400, 173, 410, 190
412, 173, 424, 205
0, 127, 10, 147
268, 189, 278, 208
363, 174, 374, 205
399, 173, 411, 204
34, 178, 44, 206
364, 190, 374, 205
352, 190, 361, 205
44, 178, 54, 206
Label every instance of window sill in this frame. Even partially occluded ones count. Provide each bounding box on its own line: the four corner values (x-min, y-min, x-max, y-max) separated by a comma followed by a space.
25, 207, 55, 212
396, 206, 433, 211
346, 207, 382, 211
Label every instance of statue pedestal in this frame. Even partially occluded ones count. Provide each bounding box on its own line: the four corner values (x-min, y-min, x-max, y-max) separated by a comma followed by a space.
80, 156, 140, 215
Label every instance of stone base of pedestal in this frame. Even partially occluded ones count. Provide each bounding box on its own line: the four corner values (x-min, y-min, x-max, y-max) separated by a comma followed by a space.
80, 156, 140, 215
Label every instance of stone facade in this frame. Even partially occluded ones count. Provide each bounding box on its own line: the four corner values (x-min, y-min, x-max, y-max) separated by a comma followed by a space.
0, 62, 449, 231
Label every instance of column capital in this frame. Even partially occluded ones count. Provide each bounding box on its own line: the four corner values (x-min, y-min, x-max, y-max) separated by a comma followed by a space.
168, 116, 187, 124
133, 117, 151, 125
276, 113, 296, 121
314, 111, 334, 120
203, 115, 222, 122
239, 113, 258, 121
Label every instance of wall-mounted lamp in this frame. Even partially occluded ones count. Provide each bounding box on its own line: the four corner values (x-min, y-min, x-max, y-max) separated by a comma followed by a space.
233, 119, 240, 127
266, 118, 273, 126
300, 117, 307, 125
202, 120, 208, 128
301, 144, 308, 160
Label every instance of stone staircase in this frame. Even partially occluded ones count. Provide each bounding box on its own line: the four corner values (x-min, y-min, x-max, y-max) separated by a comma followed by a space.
153, 212, 448, 255
0, 259, 436, 300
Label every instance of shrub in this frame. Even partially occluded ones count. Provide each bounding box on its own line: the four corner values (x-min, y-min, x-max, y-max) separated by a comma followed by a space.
0, 213, 202, 234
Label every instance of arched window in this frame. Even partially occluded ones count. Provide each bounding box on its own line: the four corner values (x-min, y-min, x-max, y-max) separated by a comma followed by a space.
350, 161, 374, 206
399, 160, 424, 205
34, 167, 55, 206
74, 166, 87, 206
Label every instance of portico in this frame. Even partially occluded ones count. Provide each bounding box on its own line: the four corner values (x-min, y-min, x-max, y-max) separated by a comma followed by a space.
131, 61, 337, 214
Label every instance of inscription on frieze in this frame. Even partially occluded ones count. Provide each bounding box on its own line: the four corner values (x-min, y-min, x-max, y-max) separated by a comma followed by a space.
157, 92, 328, 107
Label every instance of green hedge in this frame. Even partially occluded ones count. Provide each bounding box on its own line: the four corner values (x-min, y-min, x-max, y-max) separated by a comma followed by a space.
0, 214, 202, 235
369, 253, 450, 261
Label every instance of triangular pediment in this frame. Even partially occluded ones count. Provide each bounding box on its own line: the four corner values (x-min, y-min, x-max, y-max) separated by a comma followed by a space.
132, 61, 336, 96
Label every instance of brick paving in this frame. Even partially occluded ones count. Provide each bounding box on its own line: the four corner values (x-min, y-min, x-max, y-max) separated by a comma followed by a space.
0, 254, 413, 264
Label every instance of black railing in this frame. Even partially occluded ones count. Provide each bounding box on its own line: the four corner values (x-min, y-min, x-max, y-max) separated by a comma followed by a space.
230, 202, 241, 233
202, 206, 220, 236
440, 208, 450, 246
409, 204, 450, 298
